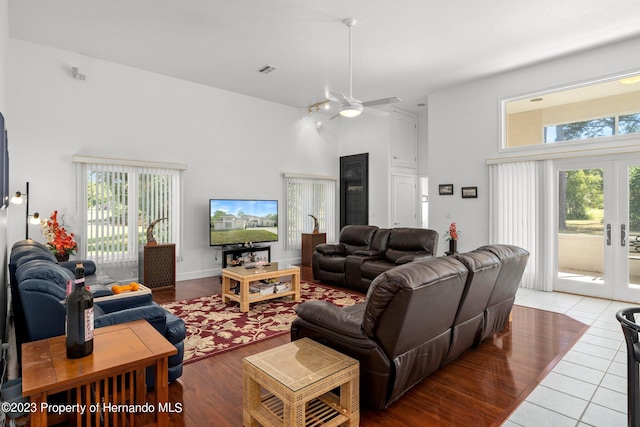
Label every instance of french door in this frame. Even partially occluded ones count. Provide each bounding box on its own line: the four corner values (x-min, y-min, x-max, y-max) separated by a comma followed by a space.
554, 157, 640, 302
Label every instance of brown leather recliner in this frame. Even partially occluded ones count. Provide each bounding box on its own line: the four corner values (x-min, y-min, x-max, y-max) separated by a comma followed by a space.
313, 226, 438, 292
293, 255, 470, 410
312, 225, 379, 288
292, 244, 529, 410
445, 249, 502, 363
477, 244, 530, 340
346, 228, 438, 291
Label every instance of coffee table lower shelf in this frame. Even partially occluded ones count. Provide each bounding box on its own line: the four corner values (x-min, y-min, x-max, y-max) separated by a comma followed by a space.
242, 338, 359, 427
253, 392, 350, 427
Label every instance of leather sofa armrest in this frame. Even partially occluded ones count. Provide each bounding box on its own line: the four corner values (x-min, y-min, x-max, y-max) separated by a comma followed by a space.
295, 301, 366, 339
395, 252, 434, 265
315, 244, 345, 256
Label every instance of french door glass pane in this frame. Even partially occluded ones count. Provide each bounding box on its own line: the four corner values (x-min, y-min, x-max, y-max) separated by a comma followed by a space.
629, 166, 640, 285
557, 168, 604, 284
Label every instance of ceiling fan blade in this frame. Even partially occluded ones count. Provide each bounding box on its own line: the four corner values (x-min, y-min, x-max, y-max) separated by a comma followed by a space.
330, 91, 353, 106
362, 97, 402, 107
329, 113, 340, 120
363, 107, 391, 117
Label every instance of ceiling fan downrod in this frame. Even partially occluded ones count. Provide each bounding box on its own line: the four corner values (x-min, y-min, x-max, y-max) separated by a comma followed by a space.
344, 18, 357, 100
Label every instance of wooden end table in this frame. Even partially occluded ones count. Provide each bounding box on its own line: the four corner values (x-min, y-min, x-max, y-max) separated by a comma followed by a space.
22, 319, 177, 427
243, 337, 359, 427
221, 262, 301, 312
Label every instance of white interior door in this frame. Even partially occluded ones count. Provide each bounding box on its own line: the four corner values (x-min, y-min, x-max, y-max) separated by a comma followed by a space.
392, 174, 417, 227
554, 157, 640, 303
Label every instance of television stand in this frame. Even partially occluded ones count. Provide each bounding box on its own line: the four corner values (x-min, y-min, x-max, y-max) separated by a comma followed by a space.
222, 245, 271, 268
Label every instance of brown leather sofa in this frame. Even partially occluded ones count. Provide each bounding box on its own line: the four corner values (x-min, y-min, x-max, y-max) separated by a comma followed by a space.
312, 225, 439, 292
292, 244, 529, 410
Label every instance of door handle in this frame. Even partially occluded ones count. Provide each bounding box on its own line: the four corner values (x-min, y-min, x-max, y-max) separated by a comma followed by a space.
606, 224, 611, 246
622, 224, 627, 247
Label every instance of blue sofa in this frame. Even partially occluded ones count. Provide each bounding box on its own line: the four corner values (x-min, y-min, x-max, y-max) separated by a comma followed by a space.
9, 239, 185, 383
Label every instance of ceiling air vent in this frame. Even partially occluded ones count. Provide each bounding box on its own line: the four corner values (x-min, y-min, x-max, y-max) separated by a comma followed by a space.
258, 65, 277, 74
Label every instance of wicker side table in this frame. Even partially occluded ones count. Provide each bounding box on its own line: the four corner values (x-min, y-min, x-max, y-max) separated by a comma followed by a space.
242, 338, 359, 427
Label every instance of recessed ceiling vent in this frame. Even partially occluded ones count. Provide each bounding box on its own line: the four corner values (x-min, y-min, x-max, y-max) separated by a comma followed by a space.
258, 65, 277, 74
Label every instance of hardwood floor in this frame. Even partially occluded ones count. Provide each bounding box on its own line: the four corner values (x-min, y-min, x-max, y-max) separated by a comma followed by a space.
149, 266, 588, 426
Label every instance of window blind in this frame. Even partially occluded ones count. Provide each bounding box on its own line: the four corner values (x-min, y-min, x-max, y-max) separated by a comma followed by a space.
284, 174, 337, 251
75, 158, 182, 280
489, 160, 549, 290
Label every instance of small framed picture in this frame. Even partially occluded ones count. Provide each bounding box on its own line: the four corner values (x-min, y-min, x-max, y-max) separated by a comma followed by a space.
439, 184, 454, 195
461, 187, 478, 199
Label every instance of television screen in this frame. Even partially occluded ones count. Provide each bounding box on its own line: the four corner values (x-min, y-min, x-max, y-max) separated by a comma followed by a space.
210, 199, 278, 246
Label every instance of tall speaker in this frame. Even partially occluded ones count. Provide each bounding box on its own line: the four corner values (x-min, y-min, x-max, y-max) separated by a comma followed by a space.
139, 243, 176, 290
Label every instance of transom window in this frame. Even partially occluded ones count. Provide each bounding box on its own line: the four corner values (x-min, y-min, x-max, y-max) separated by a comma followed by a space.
504, 74, 640, 149
544, 112, 640, 143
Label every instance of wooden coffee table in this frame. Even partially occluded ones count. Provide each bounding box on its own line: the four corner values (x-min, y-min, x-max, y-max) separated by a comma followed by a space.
21, 320, 176, 427
243, 338, 360, 426
221, 262, 301, 312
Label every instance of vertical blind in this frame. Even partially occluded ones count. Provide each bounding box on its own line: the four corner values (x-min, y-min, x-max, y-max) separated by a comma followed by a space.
74, 157, 183, 277
284, 174, 338, 250
489, 160, 549, 290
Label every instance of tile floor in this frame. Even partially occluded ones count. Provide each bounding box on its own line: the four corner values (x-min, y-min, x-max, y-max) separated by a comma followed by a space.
503, 288, 638, 427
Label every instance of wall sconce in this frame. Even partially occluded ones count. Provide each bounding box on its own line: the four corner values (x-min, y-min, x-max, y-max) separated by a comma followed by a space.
11, 181, 41, 239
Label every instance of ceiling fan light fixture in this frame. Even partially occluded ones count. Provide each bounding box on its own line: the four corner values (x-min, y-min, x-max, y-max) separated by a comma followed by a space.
339, 103, 363, 118
619, 75, 640, 85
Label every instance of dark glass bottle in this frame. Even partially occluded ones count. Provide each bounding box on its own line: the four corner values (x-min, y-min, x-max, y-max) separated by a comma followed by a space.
66, 262, 94, 359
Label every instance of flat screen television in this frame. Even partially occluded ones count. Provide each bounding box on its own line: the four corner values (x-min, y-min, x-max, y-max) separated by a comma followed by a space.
209, 199, 278, 246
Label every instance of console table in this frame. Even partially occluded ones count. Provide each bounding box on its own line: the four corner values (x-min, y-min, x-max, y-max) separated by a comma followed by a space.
22, 320, 176, 427
222, 245, 271, 267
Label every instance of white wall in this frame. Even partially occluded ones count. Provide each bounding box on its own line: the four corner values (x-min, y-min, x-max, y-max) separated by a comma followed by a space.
338, 113, 392, 227
6, 39, 340, 280
428, 36, 640, 256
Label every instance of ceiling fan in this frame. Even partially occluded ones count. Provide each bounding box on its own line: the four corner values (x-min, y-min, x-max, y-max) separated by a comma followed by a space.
330, 18, 401, 119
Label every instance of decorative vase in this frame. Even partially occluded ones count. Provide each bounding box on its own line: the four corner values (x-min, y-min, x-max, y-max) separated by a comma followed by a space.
448, 239, 457, 254
55, 252, 70, 262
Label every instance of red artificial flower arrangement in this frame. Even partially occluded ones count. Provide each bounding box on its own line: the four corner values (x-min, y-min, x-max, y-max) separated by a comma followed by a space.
41, 210, 78, 256
445, 222, 459, 241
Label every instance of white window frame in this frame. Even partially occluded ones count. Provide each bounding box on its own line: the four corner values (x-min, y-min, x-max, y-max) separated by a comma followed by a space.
283, 173, 338, 251
73, 156, 185, 277
500, 71, 640, 156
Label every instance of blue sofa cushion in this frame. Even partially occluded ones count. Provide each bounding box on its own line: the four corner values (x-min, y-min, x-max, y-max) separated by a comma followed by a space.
13, 249, 57, 271
16, 259, 73, 291
17, 259, 114, 298
59, 260, 97, 276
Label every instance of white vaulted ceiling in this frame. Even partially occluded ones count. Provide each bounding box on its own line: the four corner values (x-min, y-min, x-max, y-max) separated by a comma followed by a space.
8, 0, 640, 114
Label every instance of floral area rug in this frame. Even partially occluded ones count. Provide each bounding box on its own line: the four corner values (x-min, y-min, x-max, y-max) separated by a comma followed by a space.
162, 282, 364, 365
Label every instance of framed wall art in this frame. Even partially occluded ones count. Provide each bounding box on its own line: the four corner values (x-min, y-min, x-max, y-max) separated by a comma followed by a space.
461, 187, 478, 198
439, 184, 454, 195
